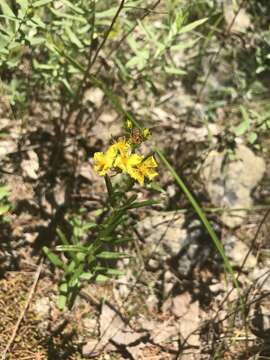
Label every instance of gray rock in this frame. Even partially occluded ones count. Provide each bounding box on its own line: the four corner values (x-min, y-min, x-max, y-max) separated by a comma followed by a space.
249, 268, 270, 292
137, 212, 186, 258
137, 213, 217, 276
201, 145, 265, 228
175, 220, 216, 276
32, 297, 51, 333
147, 258, 160, 271
224, 235, 257, 270
33, 297, 50, 319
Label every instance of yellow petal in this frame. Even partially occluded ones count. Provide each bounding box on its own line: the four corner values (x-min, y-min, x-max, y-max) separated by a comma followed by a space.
93, 151, 113, 176
145, 169, 158, 180
127, 154, 143, 167
111, 139, 131, 157
115, 153, 142, 173
114, 155, 126, 172
144, 156, 157, 168
129, 168, 145, 186
106, 145, 118, 161
128, 155, 158, 185
93, 152, 105, 162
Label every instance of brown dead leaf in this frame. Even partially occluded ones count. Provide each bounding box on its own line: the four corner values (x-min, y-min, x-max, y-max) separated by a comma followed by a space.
172, 293, 201, 347
83, 303, 147, 357
172, 292, 192, 318
150, 322, 178, 345
82, 340, 115, 358
100, 303, 147, 345
179, 302, 200, 347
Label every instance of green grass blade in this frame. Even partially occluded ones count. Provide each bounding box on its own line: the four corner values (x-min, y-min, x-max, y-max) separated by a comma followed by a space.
154, 146, 243, 304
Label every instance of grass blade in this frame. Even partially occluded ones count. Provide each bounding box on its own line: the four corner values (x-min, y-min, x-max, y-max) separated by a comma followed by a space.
154, 146, 243, 307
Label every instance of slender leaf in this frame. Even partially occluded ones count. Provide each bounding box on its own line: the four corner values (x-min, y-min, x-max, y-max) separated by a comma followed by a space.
155, 147, 244, 308
58, 294, 67, 309
178, 18, 208, 34
32, 0, 53, 7
43, 246, 65, 269
79, 272, 94, 280
96, 251, 130, 259
0, 1, 15, 17
96, 274, 110, 282
126, 200, 159, 209
56, 245, 87, 252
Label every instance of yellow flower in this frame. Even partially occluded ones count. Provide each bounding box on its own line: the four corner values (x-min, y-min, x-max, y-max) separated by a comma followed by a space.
128, 156, 158, 186
93, 152, 110, 176
110, 138, 130, 157
93, 139, 131, 176
93, 147, 116, 176
114, 153, 142, 174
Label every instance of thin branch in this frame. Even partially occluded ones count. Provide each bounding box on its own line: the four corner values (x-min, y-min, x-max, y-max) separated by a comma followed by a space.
95, 0, 161, 75
89, 0, 126, 71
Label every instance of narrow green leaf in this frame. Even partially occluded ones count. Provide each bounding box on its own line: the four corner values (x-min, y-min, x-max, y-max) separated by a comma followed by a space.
127, 200, 159, 209
113, 237, 131, 245
59, 282, 68, 293
65, 25, 83, 48
43, 247, 65, 269
66, 260, 76, 274
32, 0, 53, 7
96, 251, 130, 259
178, 18, 208, 34
0, 1, 15, 17
96, 274, 110, 282
95, 7, 118, 19
61, 0, 84, 14
155, 147, 244, 309
76, 252, 86, 262
95, 267, 124, 277
56, 245, 87, 252
79, 272, 94, 280
57, 228, 69, 245
27, 15, 46, 28
68, 264, 84, 287
49, 8, 86, 23
164, 66, 186, 75
58, 294, 67, 309
105, 268, 124, 276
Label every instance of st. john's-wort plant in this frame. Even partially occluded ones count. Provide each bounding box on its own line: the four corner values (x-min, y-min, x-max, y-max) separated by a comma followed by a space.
44, 124, 159, 309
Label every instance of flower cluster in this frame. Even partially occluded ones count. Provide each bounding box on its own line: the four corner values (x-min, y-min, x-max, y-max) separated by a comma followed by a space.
93, 138, 158, 186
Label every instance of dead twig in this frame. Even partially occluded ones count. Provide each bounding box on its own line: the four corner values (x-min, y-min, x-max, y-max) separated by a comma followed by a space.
1, 259, 43, 360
